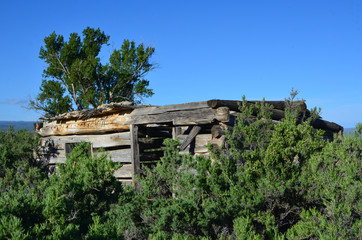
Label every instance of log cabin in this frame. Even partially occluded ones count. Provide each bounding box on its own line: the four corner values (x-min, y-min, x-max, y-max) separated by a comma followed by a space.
35, 100, 343, 185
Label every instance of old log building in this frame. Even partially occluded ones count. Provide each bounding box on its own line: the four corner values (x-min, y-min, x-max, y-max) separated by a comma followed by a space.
35, 100, 343, 185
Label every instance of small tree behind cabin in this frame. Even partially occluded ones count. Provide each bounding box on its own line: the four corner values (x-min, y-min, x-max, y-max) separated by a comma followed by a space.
29, 27, 156, 118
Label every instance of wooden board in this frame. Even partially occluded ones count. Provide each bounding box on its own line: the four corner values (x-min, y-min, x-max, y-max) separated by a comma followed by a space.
45, 147, 132, 164
129, 101, 210, 116
177, 134, 224, 154
118, 179, 133, 185
40, 103, 135, 121
130, 125, 140, 186
180, 125, 202, 151
41, 132, 131, 150
310, 118, 344, 133
127, 107, 229, 125
114, 164, 133, 178
37, 113, 131, 136
95, 148, 132, 163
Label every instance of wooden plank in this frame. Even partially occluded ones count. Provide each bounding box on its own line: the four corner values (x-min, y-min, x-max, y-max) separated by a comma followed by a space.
130, 125, 140, 186
118, 179, 133, 185
47, 152, 66, 164
172, 127, 179, 140
40, 103, 135, 121
310, 118, 344, 133
180, 125, 202, 151
95, 148, 132, 163
128, 107, 229, 125
178, 134, 224, 154
175, 107, 230, 125
37, 113, 131, 136
114, 164, 133, 178
129, 101, 210, 116
178, 134, 212, 145
41, 132, 131, 150
46, 148, 132, 164
178, 134, 211, 154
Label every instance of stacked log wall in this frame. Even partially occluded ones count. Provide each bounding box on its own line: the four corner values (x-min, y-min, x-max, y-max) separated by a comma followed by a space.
39, 130, 134, 185
37, 99, 344, 186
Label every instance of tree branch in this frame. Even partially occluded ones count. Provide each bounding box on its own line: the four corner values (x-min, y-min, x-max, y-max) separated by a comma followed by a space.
54, 53, 82, 110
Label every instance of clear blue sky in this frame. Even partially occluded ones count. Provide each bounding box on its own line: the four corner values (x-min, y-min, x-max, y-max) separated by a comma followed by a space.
0, 0, 361, 128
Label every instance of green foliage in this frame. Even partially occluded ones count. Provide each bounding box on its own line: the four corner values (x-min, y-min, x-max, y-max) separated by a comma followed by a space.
288, 126, 362, 239
0, 127, 47, 238
41, 142, 123, 238
0, 215, 28, 240
0, 126, 40, 177
84, 95, 360, 239
93, 94, 359, 239
2, 96, 361, 239
30, 27, 156, 118
233, 216, 262, 240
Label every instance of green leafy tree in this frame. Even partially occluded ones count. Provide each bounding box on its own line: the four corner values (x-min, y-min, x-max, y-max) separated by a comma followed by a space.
30, 27, 156, 118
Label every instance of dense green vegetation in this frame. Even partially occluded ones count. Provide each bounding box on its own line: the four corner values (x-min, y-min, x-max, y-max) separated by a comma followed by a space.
1, 99, 361, 239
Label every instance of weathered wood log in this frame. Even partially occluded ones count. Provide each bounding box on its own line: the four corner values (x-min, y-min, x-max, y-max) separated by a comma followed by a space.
40, 102, 136, 121
207, 99, 306, 112
43, 148, 133, 164
271, 109, 285, 120
95, 148, 132, 163
129, 101, 210, 116
178, 134, 225, 154
310, 118, 344, 134
118, 179, 133, 185
37, 113, 131, 136
127, 107, 229, 125
130, 125, 140, 186
41, 132, 131, 150
180, 125, 202, 151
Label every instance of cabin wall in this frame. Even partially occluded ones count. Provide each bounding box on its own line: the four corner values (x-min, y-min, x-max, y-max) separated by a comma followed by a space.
39, 122, 227, 185
37, 100, 343, 187
40, 130, 134, 185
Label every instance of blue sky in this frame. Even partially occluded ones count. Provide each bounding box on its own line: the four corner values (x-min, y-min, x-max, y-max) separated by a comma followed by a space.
0, 0, 361, 128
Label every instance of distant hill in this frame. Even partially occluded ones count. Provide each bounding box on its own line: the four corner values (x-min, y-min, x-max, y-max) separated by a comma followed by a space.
0, 121, 36, 132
